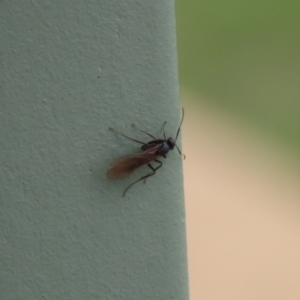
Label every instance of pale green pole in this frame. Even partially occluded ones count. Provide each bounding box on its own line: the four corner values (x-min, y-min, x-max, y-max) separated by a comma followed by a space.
0, 1, 188, 299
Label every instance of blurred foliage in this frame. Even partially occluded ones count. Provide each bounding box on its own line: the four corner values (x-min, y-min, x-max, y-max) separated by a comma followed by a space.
176, 0, 300, 151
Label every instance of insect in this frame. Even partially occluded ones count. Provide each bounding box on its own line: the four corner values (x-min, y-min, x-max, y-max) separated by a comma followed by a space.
107, 108, 185, 196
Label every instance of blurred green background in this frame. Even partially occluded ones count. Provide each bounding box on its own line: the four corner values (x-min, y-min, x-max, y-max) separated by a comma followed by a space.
175, 0, 300, 152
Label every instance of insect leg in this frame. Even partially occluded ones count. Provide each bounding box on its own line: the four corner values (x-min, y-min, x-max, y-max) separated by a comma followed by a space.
161, 121, 167, 140
131, 124, 157, 139
122, 159, 162, 197
143, 160, 163, 183
109, 127, 146, 145
122, 173, 155, 197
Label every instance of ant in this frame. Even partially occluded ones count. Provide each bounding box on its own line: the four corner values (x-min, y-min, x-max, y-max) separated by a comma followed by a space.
107, 108, 185, 196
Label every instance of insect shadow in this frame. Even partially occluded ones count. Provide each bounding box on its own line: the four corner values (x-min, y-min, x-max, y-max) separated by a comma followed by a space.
107, 108, 185, 196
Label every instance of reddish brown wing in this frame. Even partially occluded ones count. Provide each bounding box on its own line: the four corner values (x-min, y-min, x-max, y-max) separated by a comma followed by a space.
107, 145, 160, 179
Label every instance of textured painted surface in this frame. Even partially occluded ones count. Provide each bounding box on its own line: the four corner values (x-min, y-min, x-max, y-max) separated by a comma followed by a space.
0, 1, 188, 299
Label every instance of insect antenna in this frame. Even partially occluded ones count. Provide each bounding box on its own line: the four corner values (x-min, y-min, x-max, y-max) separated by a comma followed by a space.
175, 107, 185, 141
175, 144, 186, 160
109, 127, 146, 145
175, 108, 186, 159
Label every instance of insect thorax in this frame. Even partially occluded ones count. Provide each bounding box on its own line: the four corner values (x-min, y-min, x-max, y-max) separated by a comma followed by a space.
157, 142, 170, 156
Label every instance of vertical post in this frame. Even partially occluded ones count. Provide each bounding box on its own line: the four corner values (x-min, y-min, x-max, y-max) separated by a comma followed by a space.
0, 1, 188, 299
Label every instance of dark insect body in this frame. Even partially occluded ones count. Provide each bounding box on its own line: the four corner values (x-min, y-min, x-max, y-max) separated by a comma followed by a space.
107, 108, 185, 196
